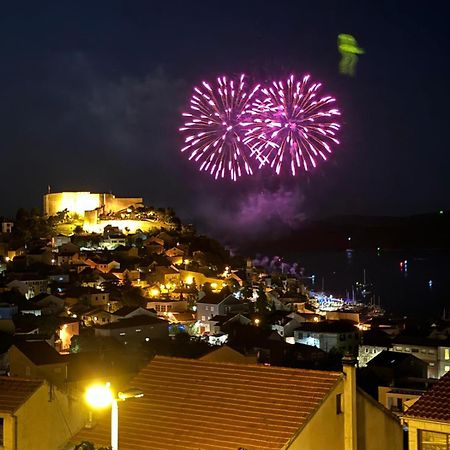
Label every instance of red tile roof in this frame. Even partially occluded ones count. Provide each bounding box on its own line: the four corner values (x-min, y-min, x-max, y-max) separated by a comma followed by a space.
405, 371, 450, 422
73, 356, 341, 450
0, 377, 43, 413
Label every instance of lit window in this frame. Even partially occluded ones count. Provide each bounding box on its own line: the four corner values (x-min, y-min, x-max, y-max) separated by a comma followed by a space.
418, 430, 449, 450
445, 348, 450, 360
445, 366, 450, 372
120, 332, 126, 336
136, 329, 142, 332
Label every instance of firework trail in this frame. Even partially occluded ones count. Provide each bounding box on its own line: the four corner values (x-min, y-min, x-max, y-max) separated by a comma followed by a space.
180, 74, 261, 181
244, 74, 341, 175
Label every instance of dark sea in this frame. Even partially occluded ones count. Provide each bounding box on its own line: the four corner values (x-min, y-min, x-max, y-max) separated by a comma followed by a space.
293, 249, 450, 318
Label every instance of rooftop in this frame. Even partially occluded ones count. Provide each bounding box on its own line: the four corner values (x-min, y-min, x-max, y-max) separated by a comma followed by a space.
73, 355, 342, 450
95, 314, 167, 329
13, 341, 68, 365
405, 371, 450, 422
367, 351, 426, 368
295, 320, 357, 333
0, 377, 43, 413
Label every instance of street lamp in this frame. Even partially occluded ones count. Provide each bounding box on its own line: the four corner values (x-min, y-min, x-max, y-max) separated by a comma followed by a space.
85, 383, 144, 450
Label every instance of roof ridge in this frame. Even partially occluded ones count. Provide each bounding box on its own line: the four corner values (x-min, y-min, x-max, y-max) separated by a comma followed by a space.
151, 355, 342, 377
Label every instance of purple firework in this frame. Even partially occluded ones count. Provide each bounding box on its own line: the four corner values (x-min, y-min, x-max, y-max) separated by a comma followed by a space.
180, 75, 261, 181
244, 74, 341, 175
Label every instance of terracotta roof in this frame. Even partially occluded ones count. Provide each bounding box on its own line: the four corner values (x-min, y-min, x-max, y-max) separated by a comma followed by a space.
405, 371, 450, 422
0, 377, 43, 413
73, 355, 341, 450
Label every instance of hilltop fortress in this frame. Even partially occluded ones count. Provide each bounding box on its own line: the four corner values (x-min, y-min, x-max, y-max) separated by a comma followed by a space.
43, 192, 143, 217
42, 191, 165, 234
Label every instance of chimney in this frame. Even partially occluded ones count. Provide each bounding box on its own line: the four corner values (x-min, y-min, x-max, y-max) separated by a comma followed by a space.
342, 354, 357, 450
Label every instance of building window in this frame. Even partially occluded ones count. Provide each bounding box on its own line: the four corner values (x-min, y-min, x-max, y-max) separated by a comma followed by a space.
445, 348, 450, 360
0, 417, 3, 446
336, 394, 343, 415
445, 365, 450, 372
120, 332, 126, 336
418, 430, 449, 450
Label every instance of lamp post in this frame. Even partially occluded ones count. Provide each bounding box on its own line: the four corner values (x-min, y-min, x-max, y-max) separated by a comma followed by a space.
85, 383, 144, 450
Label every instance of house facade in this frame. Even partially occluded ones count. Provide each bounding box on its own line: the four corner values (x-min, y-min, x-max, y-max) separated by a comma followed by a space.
94, 314, 169, 343
403, 372, 450, 450
0, 377, 87, 450
294, 320, 360, 354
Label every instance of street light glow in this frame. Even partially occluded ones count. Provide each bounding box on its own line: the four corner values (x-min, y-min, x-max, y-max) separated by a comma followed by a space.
85, 383, 114, 409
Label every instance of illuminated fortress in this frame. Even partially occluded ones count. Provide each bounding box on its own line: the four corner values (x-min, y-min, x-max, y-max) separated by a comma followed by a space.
43, 192, 143, 217
43, 192, 149, 234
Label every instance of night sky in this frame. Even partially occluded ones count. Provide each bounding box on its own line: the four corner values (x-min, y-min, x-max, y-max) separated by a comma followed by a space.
1, 1, 449, 239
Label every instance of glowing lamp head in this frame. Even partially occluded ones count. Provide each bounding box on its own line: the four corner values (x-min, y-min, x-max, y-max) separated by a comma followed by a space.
85, 383, 114, 409
186, 276, 194, 285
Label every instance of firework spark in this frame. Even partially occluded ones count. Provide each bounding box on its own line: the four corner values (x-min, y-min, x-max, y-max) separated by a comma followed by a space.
244, 74, 341, 175
180, 74, 261, 181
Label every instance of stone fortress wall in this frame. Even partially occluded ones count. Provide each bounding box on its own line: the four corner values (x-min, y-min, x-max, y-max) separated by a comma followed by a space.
43, 192, 143, 217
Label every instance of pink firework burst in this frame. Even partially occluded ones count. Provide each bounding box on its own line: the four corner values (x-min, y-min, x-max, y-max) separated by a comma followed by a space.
244, 74, 341, 175
180, 74, 261, 181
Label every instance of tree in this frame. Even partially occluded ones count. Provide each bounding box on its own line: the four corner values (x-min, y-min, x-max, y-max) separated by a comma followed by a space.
73, 225, 84, 234
255, 285, 269, 314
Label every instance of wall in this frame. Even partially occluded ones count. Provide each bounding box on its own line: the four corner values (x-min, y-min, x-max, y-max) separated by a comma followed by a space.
43, 192, 143, 217
44, 192, 102, 216
356, 388, 403, 450
15, 382, 87, 450
285, 382, 345, 450
358, 345, 387, 367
